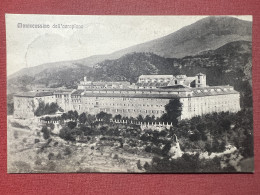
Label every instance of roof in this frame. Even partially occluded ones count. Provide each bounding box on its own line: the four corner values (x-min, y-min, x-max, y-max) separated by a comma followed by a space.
84, 87, 192, 93
53, 89, 75, 94
136, 82, 170, 88
190, 86, 239, 97
82, 85, 239, 99
79, 81, 130, 86
14, 91, 53, 98
139, 75, 174, 79
196, 72, 206, 76
71, 90, 84, 95
83, 93, 181, 99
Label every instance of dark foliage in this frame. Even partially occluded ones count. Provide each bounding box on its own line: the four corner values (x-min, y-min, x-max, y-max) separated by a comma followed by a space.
41, 126, 50, 140
67, 121, 77, 129
34, 102, 60, 116
160, 99, 182, 125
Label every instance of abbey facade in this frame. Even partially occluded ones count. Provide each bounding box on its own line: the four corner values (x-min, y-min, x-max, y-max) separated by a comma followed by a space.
13, 73, 241, 120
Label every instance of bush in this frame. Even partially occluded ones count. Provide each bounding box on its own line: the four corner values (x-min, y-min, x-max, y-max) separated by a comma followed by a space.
143, 162, 150, 171
59, 127, 76, 141
46, 161, 56, 171
56, 153, 62, 160
35, 102, 59, 116
67, 121, 77, 129
48, 152, 55, 160
34, 159, 42, 166
145, 146, 151, 153
113, 154, 119, 159
41, 126, 50, 140
137, 160, 142, 170
64, 147, 72, 156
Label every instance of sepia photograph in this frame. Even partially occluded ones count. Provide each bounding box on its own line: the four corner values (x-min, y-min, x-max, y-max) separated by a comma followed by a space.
6, 14, 253, 173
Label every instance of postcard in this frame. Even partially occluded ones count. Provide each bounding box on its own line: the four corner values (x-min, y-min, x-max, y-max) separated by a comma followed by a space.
6, 14, 253, 173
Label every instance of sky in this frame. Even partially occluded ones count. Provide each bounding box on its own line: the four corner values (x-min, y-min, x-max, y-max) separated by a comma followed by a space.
6, 14, 252, 76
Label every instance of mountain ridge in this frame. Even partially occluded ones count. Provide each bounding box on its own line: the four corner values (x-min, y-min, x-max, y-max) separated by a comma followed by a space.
8, 16, 252, 79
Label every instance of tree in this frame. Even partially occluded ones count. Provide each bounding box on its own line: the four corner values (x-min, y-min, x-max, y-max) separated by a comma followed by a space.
34, 102, 59, 116
96, 112, 112, 123
96, 111, 107, 120
59, 127, 75, 141
67, 121, 77, 129
87, 114, 96, 124
137, 115, 144, 122
79, 112, 87, 124
162, 142, 171, 156
61, 113, 68, 120
80, 125, 93, 136
161, 98, 182, 125
144, 115, 153, 123
41, 126, 50, 140
68, 110, 75, 120
45, 116, 51, 123
73, 110, 79, 120
114, 114, 122, 120
49, 103, 59, 114
34, 102, 45, 116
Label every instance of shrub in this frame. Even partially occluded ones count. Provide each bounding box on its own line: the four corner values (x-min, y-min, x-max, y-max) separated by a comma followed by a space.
113, 154, 119, 159
48, 152, 55, 160
143, 162, 150, 171
67, 121, 77, 129
145, 146, 151, 153
46, 161, 56, 171
137, 160, 142, 170
35, 102, 59, 116
64, 147, 72, 156
41, 126, 50, 140
56, 153, 62, 160
34, 159, 42, 166
59, 127, 75, 141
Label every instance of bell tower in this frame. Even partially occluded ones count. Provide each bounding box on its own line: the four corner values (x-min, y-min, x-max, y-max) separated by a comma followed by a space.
195, 73, 206, 88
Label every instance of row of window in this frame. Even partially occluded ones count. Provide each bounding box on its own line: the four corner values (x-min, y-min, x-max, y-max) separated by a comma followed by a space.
84, 102, 165, 107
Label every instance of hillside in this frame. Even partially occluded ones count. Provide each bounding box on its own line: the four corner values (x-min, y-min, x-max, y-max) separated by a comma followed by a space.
7, 64, 92, 94
82, 16, 251, 64
91, 41, 251, 82
9, 16, 252, 79
110, 16, 251, 59
90, 40, 252, 108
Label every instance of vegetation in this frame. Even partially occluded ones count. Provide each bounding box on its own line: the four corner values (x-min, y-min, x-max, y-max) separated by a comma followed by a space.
11, 122, 30, 130
161, 98, 182, 125
144, 154, 237, 173
34, 102, 60, 116
41, 126, 50, 140
35, 102, 253, 173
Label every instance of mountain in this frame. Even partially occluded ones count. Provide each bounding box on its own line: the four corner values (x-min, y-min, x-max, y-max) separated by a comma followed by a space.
109, 16, 251, 59
81, 16, 251, 65
7, 16, 252, 107
9, 16, 252, 80
91, 40, 251, 82
7, 64, 92, 94
89, 40, 252, 108
7, 39, 252, 109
